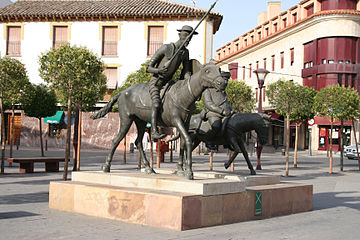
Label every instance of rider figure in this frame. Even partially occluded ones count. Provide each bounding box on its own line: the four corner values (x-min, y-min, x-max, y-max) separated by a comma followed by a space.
199, 71, 234, 136
146, 25, 197, 141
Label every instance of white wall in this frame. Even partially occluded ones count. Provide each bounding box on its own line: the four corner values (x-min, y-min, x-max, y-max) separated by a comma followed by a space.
1, 19, 212, 86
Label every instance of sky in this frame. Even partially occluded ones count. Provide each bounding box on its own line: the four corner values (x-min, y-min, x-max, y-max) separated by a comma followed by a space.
172, 0, 300, 51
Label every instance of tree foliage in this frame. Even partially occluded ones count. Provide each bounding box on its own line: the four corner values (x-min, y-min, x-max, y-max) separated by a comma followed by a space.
226, 80, 255, 113
314, 85, 360, 121
21, 84, 57, 119
39, 44, 107, 111
0, 57, 30, 108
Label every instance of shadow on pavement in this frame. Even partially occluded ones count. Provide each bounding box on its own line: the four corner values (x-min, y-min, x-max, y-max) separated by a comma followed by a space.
0, 211, 40, 220
0, 192, 49, 205
313, 191, 360, 211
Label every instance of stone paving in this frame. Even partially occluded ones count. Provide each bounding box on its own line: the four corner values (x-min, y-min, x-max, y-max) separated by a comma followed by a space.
0, 147, 359, 240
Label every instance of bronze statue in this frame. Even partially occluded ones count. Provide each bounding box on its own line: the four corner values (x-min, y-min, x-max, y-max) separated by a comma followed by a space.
91, 62, 227, 179
198, 71, 234, 136
146, 25, 197, 140
169, 113, 270, 175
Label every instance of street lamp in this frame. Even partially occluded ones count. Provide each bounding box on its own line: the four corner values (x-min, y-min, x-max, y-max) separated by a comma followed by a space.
254, 68, 269, 170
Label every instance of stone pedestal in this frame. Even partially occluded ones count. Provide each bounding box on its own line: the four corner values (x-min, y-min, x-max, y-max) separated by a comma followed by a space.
49, 171, 312, 231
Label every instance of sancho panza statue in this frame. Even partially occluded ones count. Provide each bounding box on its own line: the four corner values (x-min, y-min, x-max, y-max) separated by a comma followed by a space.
146, 25, 198, 141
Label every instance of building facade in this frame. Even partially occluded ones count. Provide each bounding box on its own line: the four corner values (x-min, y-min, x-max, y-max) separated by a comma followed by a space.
0, 0, 222, 149
216, 0, 360, 151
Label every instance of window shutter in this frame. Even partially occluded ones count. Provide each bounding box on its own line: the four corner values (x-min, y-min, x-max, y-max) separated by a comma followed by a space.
147, 26, 164, 56
53, 26, 68, 48
103, 26, 118, 56
7, 26, 21, 56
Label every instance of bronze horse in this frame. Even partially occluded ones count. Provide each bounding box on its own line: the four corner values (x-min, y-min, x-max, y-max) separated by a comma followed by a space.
91, 63, 227, 179
169, 113, 270, 175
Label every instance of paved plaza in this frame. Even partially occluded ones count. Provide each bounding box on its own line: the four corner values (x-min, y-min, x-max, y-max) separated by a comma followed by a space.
0, 147, 359, 240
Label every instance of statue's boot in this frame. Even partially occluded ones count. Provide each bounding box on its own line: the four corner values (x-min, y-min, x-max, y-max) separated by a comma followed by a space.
151, 109, 165, 141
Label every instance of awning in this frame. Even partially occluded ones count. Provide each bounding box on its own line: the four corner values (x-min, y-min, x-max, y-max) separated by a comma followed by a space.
44, 111, 64, 124
314, 116, 352, 126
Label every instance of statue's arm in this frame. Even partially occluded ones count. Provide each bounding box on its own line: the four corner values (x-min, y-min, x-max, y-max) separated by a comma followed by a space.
203, 89, 224, 115
146, 45, 167, 74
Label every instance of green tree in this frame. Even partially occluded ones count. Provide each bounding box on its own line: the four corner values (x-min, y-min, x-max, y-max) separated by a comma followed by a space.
226, 80, 255, 113
0, 57, 30, 173
267, 80, 315, 176
314, 85, 360, 173
21, 84, 57, 157
289, 85, 316, 167
39, 44, 106, 180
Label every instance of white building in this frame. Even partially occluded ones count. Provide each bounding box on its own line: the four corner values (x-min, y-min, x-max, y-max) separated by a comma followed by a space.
0, 0, 222, 100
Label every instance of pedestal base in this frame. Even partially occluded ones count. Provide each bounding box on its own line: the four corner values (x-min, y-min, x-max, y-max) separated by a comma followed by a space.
49, 171, 312, 231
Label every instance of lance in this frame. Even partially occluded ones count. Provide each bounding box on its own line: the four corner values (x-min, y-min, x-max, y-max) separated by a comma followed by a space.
164, 0, 219, 69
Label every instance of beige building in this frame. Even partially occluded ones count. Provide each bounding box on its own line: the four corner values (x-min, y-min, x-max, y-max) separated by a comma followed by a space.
216, 0, 360, 152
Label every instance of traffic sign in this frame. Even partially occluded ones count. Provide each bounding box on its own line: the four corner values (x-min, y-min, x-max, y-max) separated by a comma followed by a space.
307, 119, 315, 126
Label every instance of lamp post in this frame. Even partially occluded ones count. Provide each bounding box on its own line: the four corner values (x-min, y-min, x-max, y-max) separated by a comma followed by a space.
254, 68, 269, 170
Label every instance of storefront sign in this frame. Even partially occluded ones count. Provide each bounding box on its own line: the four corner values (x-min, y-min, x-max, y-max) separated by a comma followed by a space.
255, 192, 262, 216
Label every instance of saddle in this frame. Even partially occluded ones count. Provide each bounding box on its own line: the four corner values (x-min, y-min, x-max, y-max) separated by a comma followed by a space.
137, 80, 175, 109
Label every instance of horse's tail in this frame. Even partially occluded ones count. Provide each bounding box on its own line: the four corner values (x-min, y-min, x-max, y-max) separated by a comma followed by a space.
91, 92, 121, 119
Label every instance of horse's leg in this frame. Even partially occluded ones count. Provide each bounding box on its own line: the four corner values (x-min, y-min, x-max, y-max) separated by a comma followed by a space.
134, 119, 155, 174
102, 117, 133, 172
174, 118, 193, 180
175, 136, 185, 176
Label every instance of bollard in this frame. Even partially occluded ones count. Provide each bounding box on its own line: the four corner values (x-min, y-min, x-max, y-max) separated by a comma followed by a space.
130, 143, 134, 153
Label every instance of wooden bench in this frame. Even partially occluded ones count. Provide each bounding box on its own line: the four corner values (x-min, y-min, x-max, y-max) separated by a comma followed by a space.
7, 157, 65, 173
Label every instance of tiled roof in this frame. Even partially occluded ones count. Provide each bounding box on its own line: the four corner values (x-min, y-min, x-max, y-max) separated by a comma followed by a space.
0, 0, 223, 32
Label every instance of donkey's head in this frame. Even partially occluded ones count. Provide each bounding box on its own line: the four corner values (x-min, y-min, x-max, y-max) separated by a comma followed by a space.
199, 63, 227, 91
255, 113, 271, 145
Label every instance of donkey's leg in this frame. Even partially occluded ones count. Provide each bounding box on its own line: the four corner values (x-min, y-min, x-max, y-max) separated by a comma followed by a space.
224, 136, 240, 169
237, 137, 256, 175
174, 118, 193, 180
103, 117, 133, 172
134, 119, 155, 174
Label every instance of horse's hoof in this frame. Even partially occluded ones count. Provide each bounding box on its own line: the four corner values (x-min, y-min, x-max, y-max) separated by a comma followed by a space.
145, 167, 156, 174
175, 170, 185, 177
224, 162, 230, 169
102, 164, 111, 173
250, 170, 256, 175
184, 170, 194, 180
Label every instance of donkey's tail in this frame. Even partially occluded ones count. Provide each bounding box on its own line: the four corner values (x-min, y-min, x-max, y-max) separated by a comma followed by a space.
91, 92, 121, 119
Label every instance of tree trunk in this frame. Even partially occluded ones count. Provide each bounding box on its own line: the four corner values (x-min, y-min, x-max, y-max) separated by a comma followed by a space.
39, 118, 44, 157
285, 114, 290, 177
123, 136, 126, 164
294, 123, 299, 168
352, 119, 360, 171
76, 105, 81, 171
329, 118, 333, 174
0, 95, 5, 174
63, 90, 72, 181
340, 118, 344, 172
9, 105, 15, 158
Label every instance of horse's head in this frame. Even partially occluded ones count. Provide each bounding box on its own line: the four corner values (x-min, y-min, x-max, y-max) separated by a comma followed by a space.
255, 113, 271, 145
200, 63, 227, 91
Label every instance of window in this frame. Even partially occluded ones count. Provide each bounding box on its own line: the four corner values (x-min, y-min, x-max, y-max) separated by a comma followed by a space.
322, 59, 327, 64
306, 4, 314, 17
235, 43, 239, 51
104, 67, 118, 90
283, 18, 287, 28
251, 35, 254, 44
292, 13, 297, 24
49, 124, 62, 137
265, 28, 269, 37
147, 26, 164, 56
6, 26, 21, 56
53, 26, 68, 48
243, 66, 246, 80
273, 23, 278, 32
256, 61, 259, 70
102, 26, 118, 56
290, 48, 294, 66
264, 58, 267, 69
272, 55, 275, 71
255, 88, 258, 102
280, 52, 284, 69
249, 64, 252, 78
244, 39, 248, 47
258, 31, 261, 40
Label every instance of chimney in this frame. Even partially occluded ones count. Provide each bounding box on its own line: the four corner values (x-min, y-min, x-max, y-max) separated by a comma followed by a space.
257, 1, 281, 25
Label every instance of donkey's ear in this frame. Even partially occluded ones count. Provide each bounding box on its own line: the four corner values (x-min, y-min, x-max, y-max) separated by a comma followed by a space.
191, 59, 203, 74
